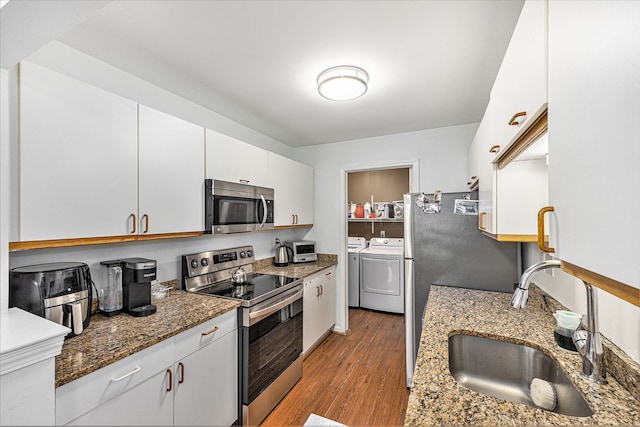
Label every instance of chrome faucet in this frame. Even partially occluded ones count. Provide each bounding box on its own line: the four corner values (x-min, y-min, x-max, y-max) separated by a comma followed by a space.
572, 281, 607, 384
510, 259, 606, 384
510, 259, 562, 309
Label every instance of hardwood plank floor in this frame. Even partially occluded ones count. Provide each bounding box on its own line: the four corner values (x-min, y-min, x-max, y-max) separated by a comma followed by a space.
261, 308, 410, 427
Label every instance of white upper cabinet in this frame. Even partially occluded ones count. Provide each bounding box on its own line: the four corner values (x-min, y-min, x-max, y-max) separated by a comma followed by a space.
268, 153, 314, 227
471, 0, 549, 241
138, 106, 204, 234
19, 61, 138, 241
548, 1, 640, 289
205, 129, 269, 186
490, 0, 547, 151
472, 102, 497, 234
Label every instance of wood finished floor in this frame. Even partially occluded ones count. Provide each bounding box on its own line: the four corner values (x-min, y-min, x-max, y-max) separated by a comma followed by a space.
261, 308, 409, 427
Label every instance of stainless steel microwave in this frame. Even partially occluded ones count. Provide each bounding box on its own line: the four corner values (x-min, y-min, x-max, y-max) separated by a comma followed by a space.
283, 240, 317, 263
205, 179, 274, 234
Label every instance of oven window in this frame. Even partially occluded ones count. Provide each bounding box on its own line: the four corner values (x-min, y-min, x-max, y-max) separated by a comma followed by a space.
242, 304, 303, 404
295, 244, 315, 255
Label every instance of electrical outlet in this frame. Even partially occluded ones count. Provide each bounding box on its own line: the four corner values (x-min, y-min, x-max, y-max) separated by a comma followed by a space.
380, 230, 386, 237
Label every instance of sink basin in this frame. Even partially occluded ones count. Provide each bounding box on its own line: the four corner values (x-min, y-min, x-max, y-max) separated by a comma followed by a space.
448, 333, 594, 417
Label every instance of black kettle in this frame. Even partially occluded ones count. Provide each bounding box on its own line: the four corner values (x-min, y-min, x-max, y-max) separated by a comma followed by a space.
274, 244, 290, 267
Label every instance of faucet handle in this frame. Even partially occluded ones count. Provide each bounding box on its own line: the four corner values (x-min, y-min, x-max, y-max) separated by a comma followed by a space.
572, 329, 588, 356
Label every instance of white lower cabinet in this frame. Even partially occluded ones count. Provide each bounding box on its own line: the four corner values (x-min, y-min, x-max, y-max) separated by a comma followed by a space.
173, 310, 238, 427
303, 267, 336, 354
56, 310, 238, 426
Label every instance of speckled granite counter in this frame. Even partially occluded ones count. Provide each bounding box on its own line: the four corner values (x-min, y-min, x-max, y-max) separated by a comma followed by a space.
405, 285, 640, 426
56, 290, 239, 388
253, 253, 337, 278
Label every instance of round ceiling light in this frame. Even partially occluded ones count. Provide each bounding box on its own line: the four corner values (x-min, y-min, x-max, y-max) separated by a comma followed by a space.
317, 65, 369, 101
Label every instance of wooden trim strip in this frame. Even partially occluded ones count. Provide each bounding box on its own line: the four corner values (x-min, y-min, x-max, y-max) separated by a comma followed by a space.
561, 260, 640, 307
9, 231, 204, 251
481, 232, 538, 242
495, 103, 548, 170
274, 224, 313, 230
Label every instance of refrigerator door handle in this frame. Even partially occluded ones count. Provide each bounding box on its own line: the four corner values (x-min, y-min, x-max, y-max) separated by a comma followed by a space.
404, 258, 415, 389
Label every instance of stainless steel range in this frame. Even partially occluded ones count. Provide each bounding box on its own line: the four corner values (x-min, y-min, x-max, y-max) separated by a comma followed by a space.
182, 246, 303, 427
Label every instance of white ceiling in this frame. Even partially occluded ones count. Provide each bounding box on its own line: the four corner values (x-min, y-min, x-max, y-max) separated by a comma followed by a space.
56, 0, 524, 147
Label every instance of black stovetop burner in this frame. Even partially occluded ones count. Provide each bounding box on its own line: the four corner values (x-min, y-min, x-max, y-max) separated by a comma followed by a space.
194, 273, 300, 307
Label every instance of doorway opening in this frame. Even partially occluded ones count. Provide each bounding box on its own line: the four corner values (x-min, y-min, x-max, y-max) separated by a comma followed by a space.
341, 160, 418, 334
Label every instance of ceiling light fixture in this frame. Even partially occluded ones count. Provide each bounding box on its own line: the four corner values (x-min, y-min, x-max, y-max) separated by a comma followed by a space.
317, 65, 369, 101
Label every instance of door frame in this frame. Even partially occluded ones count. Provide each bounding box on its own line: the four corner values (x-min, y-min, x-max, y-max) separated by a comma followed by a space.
339, 159, 419, 333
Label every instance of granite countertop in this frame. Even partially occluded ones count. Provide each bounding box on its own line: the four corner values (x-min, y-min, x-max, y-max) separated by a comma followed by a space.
253, 253, 337, 278
405, 285, 640, 426
55, 289, 239, 388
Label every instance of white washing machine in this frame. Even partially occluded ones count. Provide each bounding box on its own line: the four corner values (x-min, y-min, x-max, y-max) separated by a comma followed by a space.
347, 237, 367, 308
359, 238, 405, 314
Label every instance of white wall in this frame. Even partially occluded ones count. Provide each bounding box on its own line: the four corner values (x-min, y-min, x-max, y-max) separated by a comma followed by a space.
9, 229, 308, 295
294, 124, 477, 332
523, 242, 640, 363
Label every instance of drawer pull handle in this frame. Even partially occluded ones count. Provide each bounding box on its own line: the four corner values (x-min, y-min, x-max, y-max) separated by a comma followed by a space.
178, 362, 185, 384
489, 145, 500, 154
508, 111, 527, 126
166, 369, 172, 392
111, 366, 142, 382
201, 326, 219, 336
239, 179, 250, 184
537, 206, 556, 253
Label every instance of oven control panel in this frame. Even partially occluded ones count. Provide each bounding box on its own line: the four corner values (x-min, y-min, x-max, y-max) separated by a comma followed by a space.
182, 246, 255, 285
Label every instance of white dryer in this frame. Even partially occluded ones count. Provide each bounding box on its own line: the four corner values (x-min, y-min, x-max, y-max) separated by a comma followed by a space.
347, 237, 367, 308
359, 238, 405, 314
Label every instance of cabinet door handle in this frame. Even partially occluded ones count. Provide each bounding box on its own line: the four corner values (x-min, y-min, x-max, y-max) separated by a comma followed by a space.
292, 214, 296, 225
478, 212, 487, 231
142, 214, 149, 233
537, 206, 556, 253
320, 284, 323, 296
489, 145, 501, 154
129, 213, 137, 234
239, 179, 250, 184
316, 286, 320, 297
111, 366, 142, 382
201, 326, 219, 336
508, 111, 527, 126
178, 362, 185, 384
294, 214, 298, 224
166, 369, 173, 392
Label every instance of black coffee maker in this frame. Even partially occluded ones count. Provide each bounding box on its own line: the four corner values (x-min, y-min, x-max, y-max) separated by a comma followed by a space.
103, 257, 157, 317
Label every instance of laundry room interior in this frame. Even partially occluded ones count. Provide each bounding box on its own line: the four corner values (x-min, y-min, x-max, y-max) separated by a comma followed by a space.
347, 167, 409, 240
347, 167, 409, 315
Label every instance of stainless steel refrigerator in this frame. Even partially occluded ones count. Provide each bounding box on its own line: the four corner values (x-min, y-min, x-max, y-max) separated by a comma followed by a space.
403, 191, 520, 388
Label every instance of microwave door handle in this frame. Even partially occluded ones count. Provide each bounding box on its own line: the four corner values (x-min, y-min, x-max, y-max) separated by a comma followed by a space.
259, 195, 267, 228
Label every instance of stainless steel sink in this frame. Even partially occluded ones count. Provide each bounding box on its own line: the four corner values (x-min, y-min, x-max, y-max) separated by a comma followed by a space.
448, 333, 594, 417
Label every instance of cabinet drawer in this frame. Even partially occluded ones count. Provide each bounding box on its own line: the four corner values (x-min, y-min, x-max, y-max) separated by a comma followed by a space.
56, 338, 174, 425
174, 309, 237, 361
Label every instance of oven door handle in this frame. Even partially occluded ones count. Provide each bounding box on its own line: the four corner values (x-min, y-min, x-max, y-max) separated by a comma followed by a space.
259, 195, 268, 228
249, 288, 303, 321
